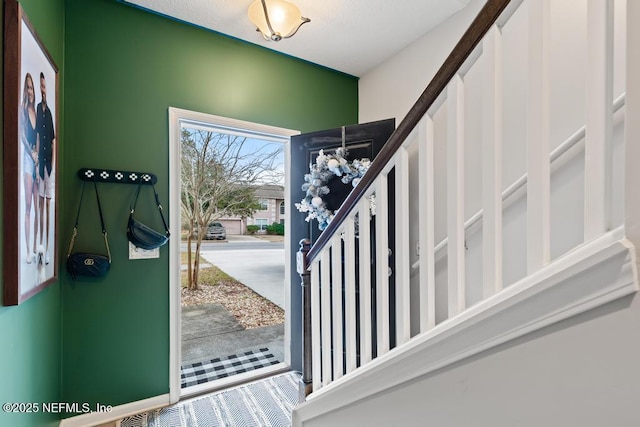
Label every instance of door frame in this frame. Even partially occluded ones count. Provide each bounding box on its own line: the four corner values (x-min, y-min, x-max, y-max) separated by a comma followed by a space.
168, 107, 299, 402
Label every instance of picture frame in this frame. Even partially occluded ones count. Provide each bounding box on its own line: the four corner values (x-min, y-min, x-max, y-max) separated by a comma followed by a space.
3, 2, 59, 305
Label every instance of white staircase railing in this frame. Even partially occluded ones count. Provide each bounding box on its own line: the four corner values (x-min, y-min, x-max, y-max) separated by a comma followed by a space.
297, 0, 638, 401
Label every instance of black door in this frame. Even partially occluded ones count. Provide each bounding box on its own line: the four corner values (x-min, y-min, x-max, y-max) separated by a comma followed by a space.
288, 118, 395, 371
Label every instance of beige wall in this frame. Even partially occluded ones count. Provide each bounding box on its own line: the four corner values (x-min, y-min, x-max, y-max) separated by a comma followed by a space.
249, 197, 284, 228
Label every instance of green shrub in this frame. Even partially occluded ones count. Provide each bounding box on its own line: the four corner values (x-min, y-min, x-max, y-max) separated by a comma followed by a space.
246, 225, 260, 234
266, 222, 285, 235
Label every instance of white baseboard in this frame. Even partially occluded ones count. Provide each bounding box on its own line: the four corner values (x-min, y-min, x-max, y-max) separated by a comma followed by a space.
58, 394, 170, 427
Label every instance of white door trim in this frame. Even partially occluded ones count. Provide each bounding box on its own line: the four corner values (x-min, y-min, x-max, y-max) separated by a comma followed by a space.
168, 107, 299, 403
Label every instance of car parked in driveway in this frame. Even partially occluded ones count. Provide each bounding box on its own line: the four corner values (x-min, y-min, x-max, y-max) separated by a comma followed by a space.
205, 222, 226, 240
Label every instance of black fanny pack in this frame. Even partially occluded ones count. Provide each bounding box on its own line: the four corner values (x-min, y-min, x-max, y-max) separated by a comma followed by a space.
67, 180, 111, 279
127, 180, 170, 250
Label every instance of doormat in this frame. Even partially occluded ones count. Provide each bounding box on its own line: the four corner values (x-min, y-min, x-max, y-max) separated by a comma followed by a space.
181, 348, 279, 388
121, 371, 299, 427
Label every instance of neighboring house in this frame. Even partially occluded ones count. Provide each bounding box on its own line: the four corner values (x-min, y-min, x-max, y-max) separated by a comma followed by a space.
218, 184, 285, 234
3, 1, 640, 427
249, 184, 285, 232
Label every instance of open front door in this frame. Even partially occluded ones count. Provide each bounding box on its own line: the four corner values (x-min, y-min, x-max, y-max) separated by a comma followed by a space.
288, 118, 395, 371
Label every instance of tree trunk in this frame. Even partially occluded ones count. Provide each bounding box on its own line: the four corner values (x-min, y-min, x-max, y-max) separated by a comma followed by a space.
189, 232, 204, 290
187, 233, 193, 288
186, 220, 201, 291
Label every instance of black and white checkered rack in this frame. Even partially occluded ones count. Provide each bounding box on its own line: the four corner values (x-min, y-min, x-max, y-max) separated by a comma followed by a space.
77, 168, 157, 185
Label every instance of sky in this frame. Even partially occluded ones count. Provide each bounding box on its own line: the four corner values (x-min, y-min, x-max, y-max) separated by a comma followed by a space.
182, 125, 286, 186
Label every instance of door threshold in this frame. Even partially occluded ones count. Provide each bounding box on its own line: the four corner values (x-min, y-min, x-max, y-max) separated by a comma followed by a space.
180, 362, 291, 399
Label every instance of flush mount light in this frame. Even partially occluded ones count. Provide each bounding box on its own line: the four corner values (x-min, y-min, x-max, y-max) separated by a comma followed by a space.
248, 0, 310, 42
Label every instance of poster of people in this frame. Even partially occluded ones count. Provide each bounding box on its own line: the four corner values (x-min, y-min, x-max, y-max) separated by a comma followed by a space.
4, 3, 58, 305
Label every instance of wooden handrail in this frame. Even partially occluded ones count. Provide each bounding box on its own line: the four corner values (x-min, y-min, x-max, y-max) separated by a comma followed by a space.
307, 0, 512, 264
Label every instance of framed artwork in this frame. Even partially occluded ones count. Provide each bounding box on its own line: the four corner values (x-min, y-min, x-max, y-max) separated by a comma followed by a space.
3, 2, 59, 305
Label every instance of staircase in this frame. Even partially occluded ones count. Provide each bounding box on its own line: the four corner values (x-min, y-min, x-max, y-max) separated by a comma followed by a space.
293, 0, 640, 425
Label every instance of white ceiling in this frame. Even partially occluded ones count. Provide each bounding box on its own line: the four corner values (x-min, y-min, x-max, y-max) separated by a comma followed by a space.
123, 0, 471, 77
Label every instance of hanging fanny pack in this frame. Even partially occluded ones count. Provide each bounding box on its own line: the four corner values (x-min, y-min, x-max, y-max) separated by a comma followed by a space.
67, 180, 112, 279
127, 180, 170, 250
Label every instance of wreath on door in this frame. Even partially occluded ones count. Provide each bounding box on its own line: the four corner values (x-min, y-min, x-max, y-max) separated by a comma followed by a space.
295, 147, 372, 231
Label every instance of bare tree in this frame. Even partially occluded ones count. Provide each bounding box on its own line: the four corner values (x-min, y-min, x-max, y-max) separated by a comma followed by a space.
181, 128, 283, 289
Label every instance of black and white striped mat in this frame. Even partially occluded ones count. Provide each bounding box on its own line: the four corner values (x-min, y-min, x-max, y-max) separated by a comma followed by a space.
121, 371, 300, 427
181, 348, 280, 388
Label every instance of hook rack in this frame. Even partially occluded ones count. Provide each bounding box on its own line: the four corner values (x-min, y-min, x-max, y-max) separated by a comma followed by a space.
77, 168, 158, 185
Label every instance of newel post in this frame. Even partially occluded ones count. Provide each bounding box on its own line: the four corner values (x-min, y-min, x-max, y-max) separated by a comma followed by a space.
297, 238, 313, 401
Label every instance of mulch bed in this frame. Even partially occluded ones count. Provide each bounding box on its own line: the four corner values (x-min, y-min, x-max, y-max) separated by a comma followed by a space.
181, 280, 284, 330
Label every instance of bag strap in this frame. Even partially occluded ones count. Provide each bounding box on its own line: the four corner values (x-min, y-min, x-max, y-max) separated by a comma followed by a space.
66, 181, 86, 258
93, 180, 111, 262
93, 179, 107, 235
130, 179, 170, 237
72, 180, 87, 229
67, 180, 111, 262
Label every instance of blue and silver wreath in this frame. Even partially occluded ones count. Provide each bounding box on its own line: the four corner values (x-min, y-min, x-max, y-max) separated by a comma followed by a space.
295, 147, 371, 231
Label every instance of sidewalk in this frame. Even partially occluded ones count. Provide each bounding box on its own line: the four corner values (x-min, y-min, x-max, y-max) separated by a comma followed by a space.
199, 248, 285, 308
226, 234, 284, 243
181, 303, 284, 365
225, 234, 264, 243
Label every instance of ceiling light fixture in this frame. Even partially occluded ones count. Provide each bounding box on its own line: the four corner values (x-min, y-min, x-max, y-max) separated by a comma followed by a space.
248, 0, 310, 42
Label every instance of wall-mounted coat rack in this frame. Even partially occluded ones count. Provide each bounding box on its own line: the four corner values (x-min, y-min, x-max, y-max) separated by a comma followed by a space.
77, 168, 157, 185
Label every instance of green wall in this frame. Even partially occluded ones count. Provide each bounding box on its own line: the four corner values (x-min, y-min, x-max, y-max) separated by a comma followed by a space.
62, 0, 357, 408
0, 1, 64, 426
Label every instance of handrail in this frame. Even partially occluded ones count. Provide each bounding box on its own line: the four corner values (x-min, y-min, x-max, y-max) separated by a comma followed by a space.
307, 0, 512, 264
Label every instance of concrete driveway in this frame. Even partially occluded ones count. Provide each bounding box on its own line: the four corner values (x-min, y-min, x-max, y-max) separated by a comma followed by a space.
198, 238, 285, 309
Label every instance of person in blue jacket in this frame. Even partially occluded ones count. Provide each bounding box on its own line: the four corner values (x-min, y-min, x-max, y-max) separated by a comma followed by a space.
36, 72, 55, 266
